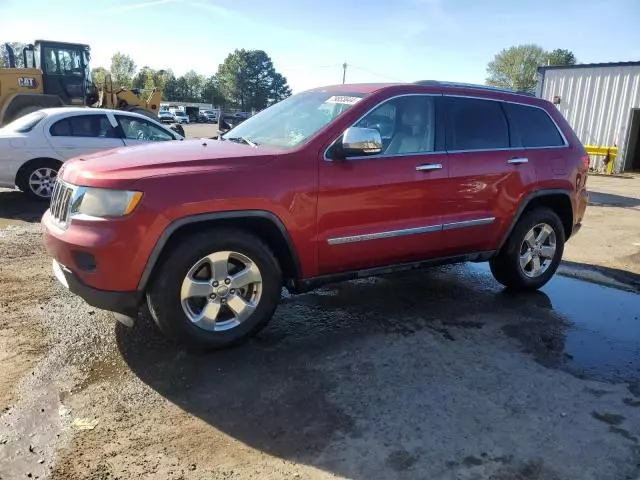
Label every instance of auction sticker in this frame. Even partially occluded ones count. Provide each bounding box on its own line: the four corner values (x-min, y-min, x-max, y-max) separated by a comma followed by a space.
326, 95, 362, 105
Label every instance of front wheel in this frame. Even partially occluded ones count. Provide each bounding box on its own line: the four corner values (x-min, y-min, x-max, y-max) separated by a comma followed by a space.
490, 208, 565, 291
146, 229, 282, 350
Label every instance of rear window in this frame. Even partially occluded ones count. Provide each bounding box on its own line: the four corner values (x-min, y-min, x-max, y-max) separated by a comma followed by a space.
503, 102, 565, 148
446, 97, 509, 151
2, 111, 46, 133
50, 114, 117, 138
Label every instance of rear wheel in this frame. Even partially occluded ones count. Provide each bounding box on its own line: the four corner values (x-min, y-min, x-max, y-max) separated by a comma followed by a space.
16, 159, 61, 200
146, 229, 282, 350
490, 208, 565, 291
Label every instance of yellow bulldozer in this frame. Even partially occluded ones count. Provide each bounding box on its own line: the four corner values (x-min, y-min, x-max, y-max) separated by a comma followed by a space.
0, 40, 161, 126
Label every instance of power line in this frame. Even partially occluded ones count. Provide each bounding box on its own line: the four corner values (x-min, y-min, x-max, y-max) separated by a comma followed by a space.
349, 65, 406, 83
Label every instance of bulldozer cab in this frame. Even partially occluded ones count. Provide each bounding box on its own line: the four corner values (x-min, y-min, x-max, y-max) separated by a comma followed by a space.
1, 40, 159, 126
33, 40, 92, 106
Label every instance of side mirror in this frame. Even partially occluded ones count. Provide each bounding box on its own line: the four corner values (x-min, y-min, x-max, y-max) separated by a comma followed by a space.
341, 127, 383, 156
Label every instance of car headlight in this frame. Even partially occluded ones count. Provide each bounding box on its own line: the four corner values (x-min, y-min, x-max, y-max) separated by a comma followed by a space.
72, 187, 143, 218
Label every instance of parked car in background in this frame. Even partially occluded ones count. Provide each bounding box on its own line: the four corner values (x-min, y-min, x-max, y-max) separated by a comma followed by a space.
173, 111, 190, 124
42, 81, 588, 350
0, 107, 182, 199
199, 110, 218, 123
158, 110, 175, 124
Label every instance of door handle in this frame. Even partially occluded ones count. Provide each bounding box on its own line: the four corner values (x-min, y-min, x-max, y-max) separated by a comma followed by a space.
508, 157, 529, 164
416, 163, 443, 172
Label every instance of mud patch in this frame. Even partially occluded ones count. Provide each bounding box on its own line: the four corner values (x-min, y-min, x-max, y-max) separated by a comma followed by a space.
609, 426, 638, 442
386, 449, 418, 471
489, 459, 561, 480
592, 411, 625, 426
501, 320, 567, 369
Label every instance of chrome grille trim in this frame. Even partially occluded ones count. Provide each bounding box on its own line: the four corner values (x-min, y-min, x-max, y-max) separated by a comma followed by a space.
49, 180, 75, 228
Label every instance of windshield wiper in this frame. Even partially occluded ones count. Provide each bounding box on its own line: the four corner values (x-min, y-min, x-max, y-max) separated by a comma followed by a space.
225, 136, 258, 147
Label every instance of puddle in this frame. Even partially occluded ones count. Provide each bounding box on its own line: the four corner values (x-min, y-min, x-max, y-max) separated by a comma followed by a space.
468, 263, 640, 383
541, 273, 640, 382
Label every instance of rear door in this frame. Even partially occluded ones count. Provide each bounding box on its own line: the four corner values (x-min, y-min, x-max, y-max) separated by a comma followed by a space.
46, 114, 125, 160
501, 101, 570, 180
115, 115, 178, 146
317, 94, 449, 274
440, 96, 536, 255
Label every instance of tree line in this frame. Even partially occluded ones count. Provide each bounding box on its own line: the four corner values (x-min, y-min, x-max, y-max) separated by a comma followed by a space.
486, 45, 577, 93
0, 44, 291, 111
95, 49, 292, 111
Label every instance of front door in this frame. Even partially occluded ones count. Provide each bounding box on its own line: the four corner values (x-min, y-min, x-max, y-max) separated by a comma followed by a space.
46, 113, 125, 160
317, 94, 449, 274
115, 115, 177, 146
440, 96, 536, 256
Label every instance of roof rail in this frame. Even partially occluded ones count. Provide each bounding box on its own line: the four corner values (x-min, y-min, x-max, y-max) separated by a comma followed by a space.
414, 80, 534, 96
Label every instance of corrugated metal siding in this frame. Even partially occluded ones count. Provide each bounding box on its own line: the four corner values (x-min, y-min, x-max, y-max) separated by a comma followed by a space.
540, 65, 640, 171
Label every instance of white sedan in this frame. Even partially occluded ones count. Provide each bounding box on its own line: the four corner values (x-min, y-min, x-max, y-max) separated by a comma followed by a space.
0, 107, 183, 199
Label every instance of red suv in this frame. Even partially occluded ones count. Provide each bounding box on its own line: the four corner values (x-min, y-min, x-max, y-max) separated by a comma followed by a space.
42, 81, 589, 349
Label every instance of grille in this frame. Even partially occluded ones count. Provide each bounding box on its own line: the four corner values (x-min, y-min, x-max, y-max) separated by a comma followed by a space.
50, 180, 74, 227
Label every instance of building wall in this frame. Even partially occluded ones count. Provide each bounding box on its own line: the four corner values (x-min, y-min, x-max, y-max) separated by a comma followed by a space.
539, 65, 640, 171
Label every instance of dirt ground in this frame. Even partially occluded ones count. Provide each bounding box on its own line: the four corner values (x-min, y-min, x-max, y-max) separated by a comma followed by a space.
563, 175, 640, 278
1, 174, 640, 480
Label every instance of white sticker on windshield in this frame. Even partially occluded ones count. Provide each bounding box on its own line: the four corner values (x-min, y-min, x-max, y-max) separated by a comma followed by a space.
326, 95, 362, 105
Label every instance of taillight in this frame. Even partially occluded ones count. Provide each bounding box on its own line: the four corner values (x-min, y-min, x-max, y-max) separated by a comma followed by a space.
581, 154, 590, 171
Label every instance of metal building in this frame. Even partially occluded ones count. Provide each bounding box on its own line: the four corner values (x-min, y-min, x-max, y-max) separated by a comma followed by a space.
537, 61, 640, 173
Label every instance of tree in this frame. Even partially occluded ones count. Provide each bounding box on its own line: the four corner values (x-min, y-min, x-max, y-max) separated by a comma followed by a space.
546, 49, 577, 67
163, 71, 180, 101
132, 66, 156, 91
216, 49, 291, 110
182, 70, 205, 102
486, 44, 548, 93
202, 75, 225, 106
153, 69, 171, 94
110, 52, 136, 89
0, 42, 27, 68
91, 67, 110, 87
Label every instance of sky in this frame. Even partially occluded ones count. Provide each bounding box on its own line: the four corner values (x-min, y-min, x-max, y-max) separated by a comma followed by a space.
1, 0, 639, 93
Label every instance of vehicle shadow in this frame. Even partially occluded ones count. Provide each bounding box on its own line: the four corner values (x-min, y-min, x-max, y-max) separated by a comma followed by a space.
0, 189, 48, 224
588, 191, 640, 208
115, 265, 568, 476
561, 259, 640, 292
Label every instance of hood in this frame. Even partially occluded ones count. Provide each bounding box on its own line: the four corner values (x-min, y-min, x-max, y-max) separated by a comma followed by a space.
61, 139, 278, 187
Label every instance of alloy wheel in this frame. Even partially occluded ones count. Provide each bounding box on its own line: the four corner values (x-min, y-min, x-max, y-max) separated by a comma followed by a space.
180, 251, 263, 332
519, 223, 557, 278
28, 168, 57, 199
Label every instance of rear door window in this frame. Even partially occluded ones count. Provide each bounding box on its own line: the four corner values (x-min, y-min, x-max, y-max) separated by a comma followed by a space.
503, 102, 565, 148
49, 114, 118, 138
445, 97, 509, 151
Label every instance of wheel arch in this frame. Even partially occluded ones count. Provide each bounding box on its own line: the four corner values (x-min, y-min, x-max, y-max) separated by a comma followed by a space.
498, 189, 574, 252
15, 157, 64, 185
138, 211, 302, 292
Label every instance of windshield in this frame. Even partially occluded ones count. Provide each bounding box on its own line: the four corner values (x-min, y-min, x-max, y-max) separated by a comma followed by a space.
1, 111, 46, 133
222, 91, 365, 149
175, 112, 186, 116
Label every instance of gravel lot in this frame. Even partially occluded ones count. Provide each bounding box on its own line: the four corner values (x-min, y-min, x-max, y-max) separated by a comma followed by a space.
1, 171, 640, 479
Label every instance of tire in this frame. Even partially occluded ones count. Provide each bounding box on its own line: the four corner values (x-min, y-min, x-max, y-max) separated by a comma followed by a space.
16, 159, 61, 200
146, 228, 282, 350
490, 208, 565, 291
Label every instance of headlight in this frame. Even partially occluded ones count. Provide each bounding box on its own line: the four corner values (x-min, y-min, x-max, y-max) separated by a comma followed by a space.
72, 187, 143, 218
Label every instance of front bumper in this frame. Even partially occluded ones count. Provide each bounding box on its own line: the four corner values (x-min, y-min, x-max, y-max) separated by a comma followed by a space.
52, 259, 142, 315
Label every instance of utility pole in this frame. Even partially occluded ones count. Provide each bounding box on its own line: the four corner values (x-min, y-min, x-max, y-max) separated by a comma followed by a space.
342, 62, 347, 84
